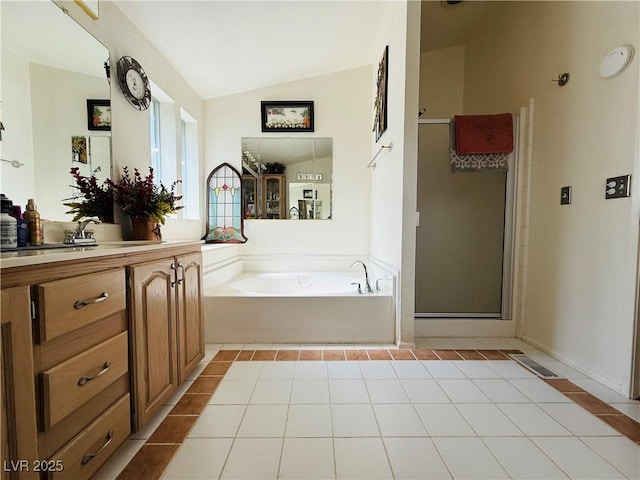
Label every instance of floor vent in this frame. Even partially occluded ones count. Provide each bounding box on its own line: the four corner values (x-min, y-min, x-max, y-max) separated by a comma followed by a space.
509, 354, 561, 379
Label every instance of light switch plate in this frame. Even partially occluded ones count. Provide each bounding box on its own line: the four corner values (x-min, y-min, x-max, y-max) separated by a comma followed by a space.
560, 186, 572, 205
605, 175, 631, 199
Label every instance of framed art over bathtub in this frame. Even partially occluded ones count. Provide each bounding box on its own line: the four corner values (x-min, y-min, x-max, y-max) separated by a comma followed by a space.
261, 101, 314, 132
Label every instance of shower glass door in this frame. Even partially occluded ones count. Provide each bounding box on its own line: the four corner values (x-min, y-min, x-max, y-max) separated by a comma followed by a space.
415, 122, 508, 317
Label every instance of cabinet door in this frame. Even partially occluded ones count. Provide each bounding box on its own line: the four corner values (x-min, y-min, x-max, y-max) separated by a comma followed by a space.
1, 287, 38, 480
242, 175, 257, 219
263, 175, 286, 219
129, 260, 178, 430
175, 253, 205, 381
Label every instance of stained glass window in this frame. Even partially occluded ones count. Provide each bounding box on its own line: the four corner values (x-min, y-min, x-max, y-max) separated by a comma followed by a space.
203, 163, 247, 243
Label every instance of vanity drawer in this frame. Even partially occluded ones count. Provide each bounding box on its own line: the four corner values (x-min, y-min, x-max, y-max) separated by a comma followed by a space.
47, 394, 130, 480
41, 332, 128, 430
36, 268, 126, 343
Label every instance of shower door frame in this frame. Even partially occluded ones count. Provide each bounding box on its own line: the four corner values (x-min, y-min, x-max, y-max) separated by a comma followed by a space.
415, 117, 519, 320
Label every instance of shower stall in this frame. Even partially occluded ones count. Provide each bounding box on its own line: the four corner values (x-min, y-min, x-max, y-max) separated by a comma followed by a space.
415, 118, 518, 319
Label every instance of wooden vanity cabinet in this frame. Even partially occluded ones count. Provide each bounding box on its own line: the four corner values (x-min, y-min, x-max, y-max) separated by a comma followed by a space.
0, 242, 204, 478
1, 287, 39, 480
129, 251, 204, 430
33, 268, 130, 479
175, 252, 205, 381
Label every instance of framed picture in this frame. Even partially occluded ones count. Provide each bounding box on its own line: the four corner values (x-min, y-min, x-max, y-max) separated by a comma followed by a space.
71, 136, 89, 164
261, 101, 314, 132
373, 45, 388, 142
303, 189, 313, 199
87, 99, 111, 131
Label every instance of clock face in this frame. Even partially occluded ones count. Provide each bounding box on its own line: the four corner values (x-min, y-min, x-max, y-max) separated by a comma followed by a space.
116, 56, 151, 110
125, 70, 145, 99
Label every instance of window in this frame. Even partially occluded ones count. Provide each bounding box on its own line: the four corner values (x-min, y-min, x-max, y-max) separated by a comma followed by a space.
150, 97, 161, 177
181, 109, 199, 220
148, 81, 199, 220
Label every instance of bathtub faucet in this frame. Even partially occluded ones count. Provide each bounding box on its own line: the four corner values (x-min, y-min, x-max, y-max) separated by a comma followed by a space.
351, 260, 373, 293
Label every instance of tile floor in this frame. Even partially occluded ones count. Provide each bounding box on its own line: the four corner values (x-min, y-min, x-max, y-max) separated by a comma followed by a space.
95, 338, 640, 480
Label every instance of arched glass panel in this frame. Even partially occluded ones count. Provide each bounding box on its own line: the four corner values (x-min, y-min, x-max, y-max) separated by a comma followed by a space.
203, 163, 247, 243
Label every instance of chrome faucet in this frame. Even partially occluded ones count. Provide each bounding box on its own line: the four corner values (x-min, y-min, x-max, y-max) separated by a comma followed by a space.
75, 217, 102, 238
351, 260, 373, 293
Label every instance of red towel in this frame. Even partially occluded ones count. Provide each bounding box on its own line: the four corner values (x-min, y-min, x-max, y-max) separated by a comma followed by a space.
454, 113, 513, 154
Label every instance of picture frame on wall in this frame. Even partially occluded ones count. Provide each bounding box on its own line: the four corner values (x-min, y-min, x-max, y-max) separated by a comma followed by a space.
261, 101, 314, 132
87, 99, 111, 131
373, 45, 388, 142
71, 136, 89, 164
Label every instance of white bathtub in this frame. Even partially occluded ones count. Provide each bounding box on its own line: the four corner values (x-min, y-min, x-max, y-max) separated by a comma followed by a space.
205, 272, 395, 343
230, 272, 362, 295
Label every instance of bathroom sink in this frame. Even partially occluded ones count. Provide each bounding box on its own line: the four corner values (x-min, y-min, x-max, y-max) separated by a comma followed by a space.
1, 243, 98, 252
100, 240, 161, 246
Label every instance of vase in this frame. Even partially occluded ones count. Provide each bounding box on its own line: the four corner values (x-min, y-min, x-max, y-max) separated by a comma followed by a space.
131, 217, 161, 241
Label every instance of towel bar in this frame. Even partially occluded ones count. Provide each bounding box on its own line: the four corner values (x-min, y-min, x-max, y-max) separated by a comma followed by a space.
367, 142, 393, 169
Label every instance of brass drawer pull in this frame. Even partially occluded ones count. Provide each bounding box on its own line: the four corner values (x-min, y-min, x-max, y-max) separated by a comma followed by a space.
77, 361, 111, 386
73, 292, 109, 309
80, 430, 113, 465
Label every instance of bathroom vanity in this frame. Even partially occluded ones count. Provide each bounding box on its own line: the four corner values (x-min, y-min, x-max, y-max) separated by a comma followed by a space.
0, 241, 204, 479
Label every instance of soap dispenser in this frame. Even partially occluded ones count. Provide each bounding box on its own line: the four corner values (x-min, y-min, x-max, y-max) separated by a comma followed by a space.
24, 198, 43, 246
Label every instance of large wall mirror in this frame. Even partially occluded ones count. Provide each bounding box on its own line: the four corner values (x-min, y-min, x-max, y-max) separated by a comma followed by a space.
241, 137, 332, 220
1, 0, 111, 221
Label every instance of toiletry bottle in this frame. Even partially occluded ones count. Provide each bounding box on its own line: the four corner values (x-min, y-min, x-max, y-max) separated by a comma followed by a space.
24, 198, 43, 246
12, 205, 28, 248
0, 194, 17, 249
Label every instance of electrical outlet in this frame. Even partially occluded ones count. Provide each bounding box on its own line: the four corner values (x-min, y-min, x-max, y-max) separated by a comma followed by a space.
560, 186, 571, 205
605, 175, 631, 199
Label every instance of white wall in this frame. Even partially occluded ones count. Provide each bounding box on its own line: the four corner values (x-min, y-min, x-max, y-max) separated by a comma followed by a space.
463, 1, 639, 394
0, 49, 36, 204
205, 66, 372, 258
369, 0, 420, 345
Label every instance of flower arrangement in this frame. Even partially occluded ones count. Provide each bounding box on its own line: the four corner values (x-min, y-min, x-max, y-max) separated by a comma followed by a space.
107, 166, 183, 225
64, 167, 114, 223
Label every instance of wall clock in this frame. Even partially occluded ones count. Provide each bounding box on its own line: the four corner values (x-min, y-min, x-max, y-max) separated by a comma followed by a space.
116, 56, 151, 110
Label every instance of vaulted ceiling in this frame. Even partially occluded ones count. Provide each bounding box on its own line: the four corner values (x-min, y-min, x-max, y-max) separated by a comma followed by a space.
115, 1, 392, 99
4, 1, 498, 101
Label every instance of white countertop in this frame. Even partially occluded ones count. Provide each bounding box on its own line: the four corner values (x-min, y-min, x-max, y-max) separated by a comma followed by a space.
0, 240, 204, 269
